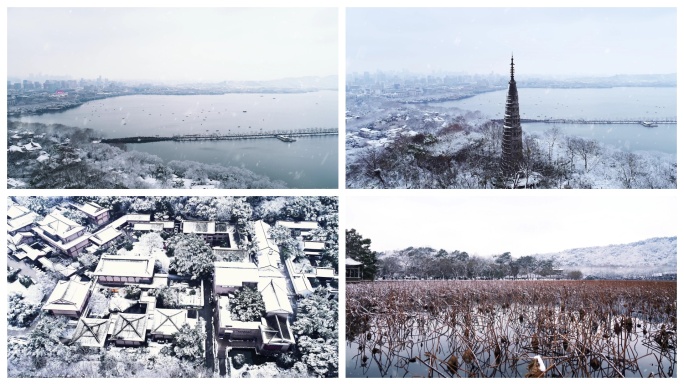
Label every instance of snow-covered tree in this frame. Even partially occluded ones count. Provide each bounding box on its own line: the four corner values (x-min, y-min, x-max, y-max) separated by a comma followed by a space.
283, 197, 323, 221
178, 197, 218, 220
346, 229, 378, 280
88, 290, 110, 318
167, 234, 215, 280
214, 197, 237, 221
129, 197, 157, 212
296, 336, 338, 377
292, 288, 337, 340
230, 287, 265, 322
253, 196, 288, 223
231, 197, 253, 237
269, 225, 302, 260
11, 196, 64, 216
61, 207, 89, 226
169, 323, 206, 366
7, 293, 40, 327
155, 286, 180, 309
20, 314, 70, 369
78, 252, 99, 270
138, 232, 164, 256
32, 268, 58, 301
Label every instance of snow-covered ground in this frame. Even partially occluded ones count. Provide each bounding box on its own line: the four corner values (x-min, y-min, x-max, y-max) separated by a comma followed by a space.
347, 100, 676, 189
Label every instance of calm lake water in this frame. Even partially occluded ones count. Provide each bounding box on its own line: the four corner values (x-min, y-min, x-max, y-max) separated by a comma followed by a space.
14, 91, 338, 188
431, 87, 676, 154
346, 314, 675, 378
128, 136, 337, 189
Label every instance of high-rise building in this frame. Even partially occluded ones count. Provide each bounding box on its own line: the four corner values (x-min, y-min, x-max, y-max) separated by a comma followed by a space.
501, 56, 523, 176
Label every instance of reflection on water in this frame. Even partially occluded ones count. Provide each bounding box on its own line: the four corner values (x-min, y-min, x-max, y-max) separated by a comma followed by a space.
346, 281, 676, 378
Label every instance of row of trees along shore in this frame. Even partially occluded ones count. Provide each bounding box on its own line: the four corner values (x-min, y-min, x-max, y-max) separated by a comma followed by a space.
346, 229, 581, 281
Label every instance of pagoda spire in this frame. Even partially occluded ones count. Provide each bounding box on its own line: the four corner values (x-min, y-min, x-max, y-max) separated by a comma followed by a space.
510, 55, 515, 80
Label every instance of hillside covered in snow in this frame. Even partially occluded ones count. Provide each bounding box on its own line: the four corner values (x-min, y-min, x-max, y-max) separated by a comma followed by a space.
533, 237, 676, 277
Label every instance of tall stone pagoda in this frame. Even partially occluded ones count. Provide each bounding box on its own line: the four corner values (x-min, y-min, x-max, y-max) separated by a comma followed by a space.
501, 55, 523, 176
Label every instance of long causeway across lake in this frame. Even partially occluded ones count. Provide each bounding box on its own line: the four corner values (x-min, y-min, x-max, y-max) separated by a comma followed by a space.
101, 127, 338, 143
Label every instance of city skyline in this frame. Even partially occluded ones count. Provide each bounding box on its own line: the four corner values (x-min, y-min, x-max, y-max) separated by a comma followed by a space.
347, 8, 676, 76
8, 8, 338, 82
346, 195, 677, 257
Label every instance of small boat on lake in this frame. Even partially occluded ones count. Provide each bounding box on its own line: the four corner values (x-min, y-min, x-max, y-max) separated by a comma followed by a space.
275, 135, 296, 142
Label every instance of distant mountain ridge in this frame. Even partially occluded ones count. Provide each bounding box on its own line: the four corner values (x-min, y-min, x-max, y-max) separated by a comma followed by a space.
377, 237, 676, 278
220, 75, 338, 91
533, 237, 676, 277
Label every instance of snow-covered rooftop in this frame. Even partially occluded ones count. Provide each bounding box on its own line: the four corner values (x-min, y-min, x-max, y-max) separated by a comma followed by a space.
43, 280, 90, 313
72, 318, 110, 348
304, 241, 325, 250
346, 258, 363, 266
315, 267, 337, 279
215, 261, 259, 288
259, 278, 293, 316
110, 313, 147, 343
133, 221, 174, 232
16, 243, 48, 261
151, 308, 189, 336
7, 206, 37, 233
290, 274, 314, 297
7, 205, 31, 220
72, 202, 109, 217
274, 220, 319, 231
94, 255, 154, 278
109, 214, 151, 229
37, 211, 84, 240
90, 226, 122, 246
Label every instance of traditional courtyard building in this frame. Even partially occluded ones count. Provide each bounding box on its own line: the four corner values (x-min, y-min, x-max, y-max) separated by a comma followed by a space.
93, 255, 155, 284
33, 211, 91, 257
346, 257, 363, 282
7, 205, 38, 235
71, 202, 110, 226
110, 313, 148, 346
42, 280, 91, 318
72, 318, 110, 348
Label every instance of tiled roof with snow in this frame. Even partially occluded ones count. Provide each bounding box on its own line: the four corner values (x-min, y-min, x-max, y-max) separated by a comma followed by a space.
43, 280, 90, 312
94, 255, 154, 278
110, 313, 147, 342
72, 318, 110, 348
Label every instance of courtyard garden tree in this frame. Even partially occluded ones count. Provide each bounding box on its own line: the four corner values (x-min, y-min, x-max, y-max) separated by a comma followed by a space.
167, 233, 215, 280
230, 287, 265, 322
169, 323, 206, 366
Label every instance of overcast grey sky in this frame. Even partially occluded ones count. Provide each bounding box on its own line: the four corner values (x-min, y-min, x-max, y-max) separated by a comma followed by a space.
346, 195, 677, 257
347, 8, 676, 76
8, 8, 337, 82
